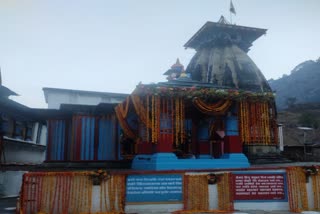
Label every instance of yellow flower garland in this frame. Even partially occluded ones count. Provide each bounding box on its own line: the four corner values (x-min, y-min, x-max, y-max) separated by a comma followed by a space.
286, 167, 309, 212
217, 173, 234, 211
149, 95, 161, 143
131, 95, 147, 125
239, 101, 277, 145
115, 104, 136, 139
193, 98, 232, 115
174, 98, 185, 145
311, 168, 320, 210
183, 174, 209, 211
19, 172, 125, 214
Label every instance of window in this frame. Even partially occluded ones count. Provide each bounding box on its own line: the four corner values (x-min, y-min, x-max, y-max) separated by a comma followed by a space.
25, 123, 33, 141
14, 121, 24, 140
0, 115, 14, 137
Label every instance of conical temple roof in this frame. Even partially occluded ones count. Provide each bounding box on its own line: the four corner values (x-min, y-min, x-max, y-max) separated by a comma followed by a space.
185, 19, 272, 92
186, 44, 271, 92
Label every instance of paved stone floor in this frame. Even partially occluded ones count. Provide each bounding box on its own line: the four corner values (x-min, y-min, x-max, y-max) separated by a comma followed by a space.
193, 212, 319, 214
2, 197, 320, 214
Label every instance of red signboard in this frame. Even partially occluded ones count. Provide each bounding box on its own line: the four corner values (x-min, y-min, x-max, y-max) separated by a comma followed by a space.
233, 173, 286, 200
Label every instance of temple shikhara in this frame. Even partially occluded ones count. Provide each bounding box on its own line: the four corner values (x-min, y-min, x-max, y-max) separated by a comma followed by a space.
116, 16, 277, 170
11, 15, 320, 214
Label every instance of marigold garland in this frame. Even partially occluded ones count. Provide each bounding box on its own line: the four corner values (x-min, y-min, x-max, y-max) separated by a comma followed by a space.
311, 166, 320, 210
217, 173, 234, 212
131, 95, 147, 125
19, 172, 125, 214
149, 95, 161, 143
183, 174, 209, 211
239, 100, 277, 145
286, 167, 309, 212
146, 95, 150, 141
117, 96, 130, 118
115, 105, 136, 139
133, 84, 275, 101
193, 98, 232, 115
174, 98, 185, 145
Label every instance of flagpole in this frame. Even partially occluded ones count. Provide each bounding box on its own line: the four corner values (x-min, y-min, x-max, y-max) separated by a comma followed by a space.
229, 0, 236, 25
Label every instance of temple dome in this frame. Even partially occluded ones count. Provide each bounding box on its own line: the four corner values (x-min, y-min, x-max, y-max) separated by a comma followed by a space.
186, 44, 271, 92
185, 19, 272, 92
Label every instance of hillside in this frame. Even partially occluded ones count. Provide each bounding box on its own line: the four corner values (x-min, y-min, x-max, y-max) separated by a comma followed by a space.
269, 59, 320, 110
278, 103, 320, 161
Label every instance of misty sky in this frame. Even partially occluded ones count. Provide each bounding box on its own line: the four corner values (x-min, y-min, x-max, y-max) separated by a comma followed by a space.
0, 0, 319, 108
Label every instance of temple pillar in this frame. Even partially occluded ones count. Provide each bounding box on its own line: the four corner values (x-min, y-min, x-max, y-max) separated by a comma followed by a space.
224, 115, 242, 153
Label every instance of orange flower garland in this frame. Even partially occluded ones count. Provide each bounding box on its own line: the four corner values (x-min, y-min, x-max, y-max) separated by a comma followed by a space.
117, 97, 130, 118
115, 105, 136, 139
193, 98, 232, 115
183, 174, 209, 211
239, 100, 277, 145
146, 95, 150, 141
19, 172, 125, 214
311, 167, 320, 210
217, 173, 234, 212
150, 95, 161, 143
286, 167, 309, 212
175, 98, 185, 145
131, 95, 147, 125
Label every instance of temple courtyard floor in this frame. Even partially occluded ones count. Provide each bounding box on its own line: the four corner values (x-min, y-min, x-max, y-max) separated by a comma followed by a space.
1, 196, 319, 214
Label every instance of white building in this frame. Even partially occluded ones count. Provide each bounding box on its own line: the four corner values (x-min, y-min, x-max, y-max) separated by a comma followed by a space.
0, 85, 47, 197
43, 87, 128, 109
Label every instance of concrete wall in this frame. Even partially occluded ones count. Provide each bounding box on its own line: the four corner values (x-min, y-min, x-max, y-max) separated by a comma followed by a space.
3, 122, 47, 164
3, 139, 46, 164
82, 169, 296, 213
0, 171, 26, 197
18, 168, 320, 213
1, 123, 47, 197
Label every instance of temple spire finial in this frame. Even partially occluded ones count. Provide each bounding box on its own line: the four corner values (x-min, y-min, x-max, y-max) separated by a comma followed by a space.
176, 58, 180, 65
218, 15, 230, 25
172, 58, 183, 68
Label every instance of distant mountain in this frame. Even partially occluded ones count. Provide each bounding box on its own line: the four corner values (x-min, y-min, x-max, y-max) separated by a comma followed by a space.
269, 59, 320, 110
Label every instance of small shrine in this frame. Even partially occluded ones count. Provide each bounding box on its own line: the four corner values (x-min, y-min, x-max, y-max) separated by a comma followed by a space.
115, 17, 278, 170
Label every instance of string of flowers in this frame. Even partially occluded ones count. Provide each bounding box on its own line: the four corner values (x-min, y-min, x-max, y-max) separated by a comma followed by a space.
115, 104, 136, 139
171, 98, 175, 146
151, 95, 155, 142
175, 98, 185, 145
133, 84, 275, 101
217, 173, 234, 211
131, 95, 147, 125
180, 97, 185, 144
18, 171, 126, 214
286, 167, 309, 212
175, 98, 180, 145
239, 101, 250, 143
183, 174, 209, 211
312, 169, 320, 210
146, 95, 150, 141
192, 98, 232, 115
150, 95, 161, 143
156, 96, 161, 143
117, 96, 130, 118
238, 100, 276, 145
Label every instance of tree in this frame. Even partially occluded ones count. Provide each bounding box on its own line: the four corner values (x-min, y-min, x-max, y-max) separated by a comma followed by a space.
286, 97, 297, 109
298, 112, 319, 129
